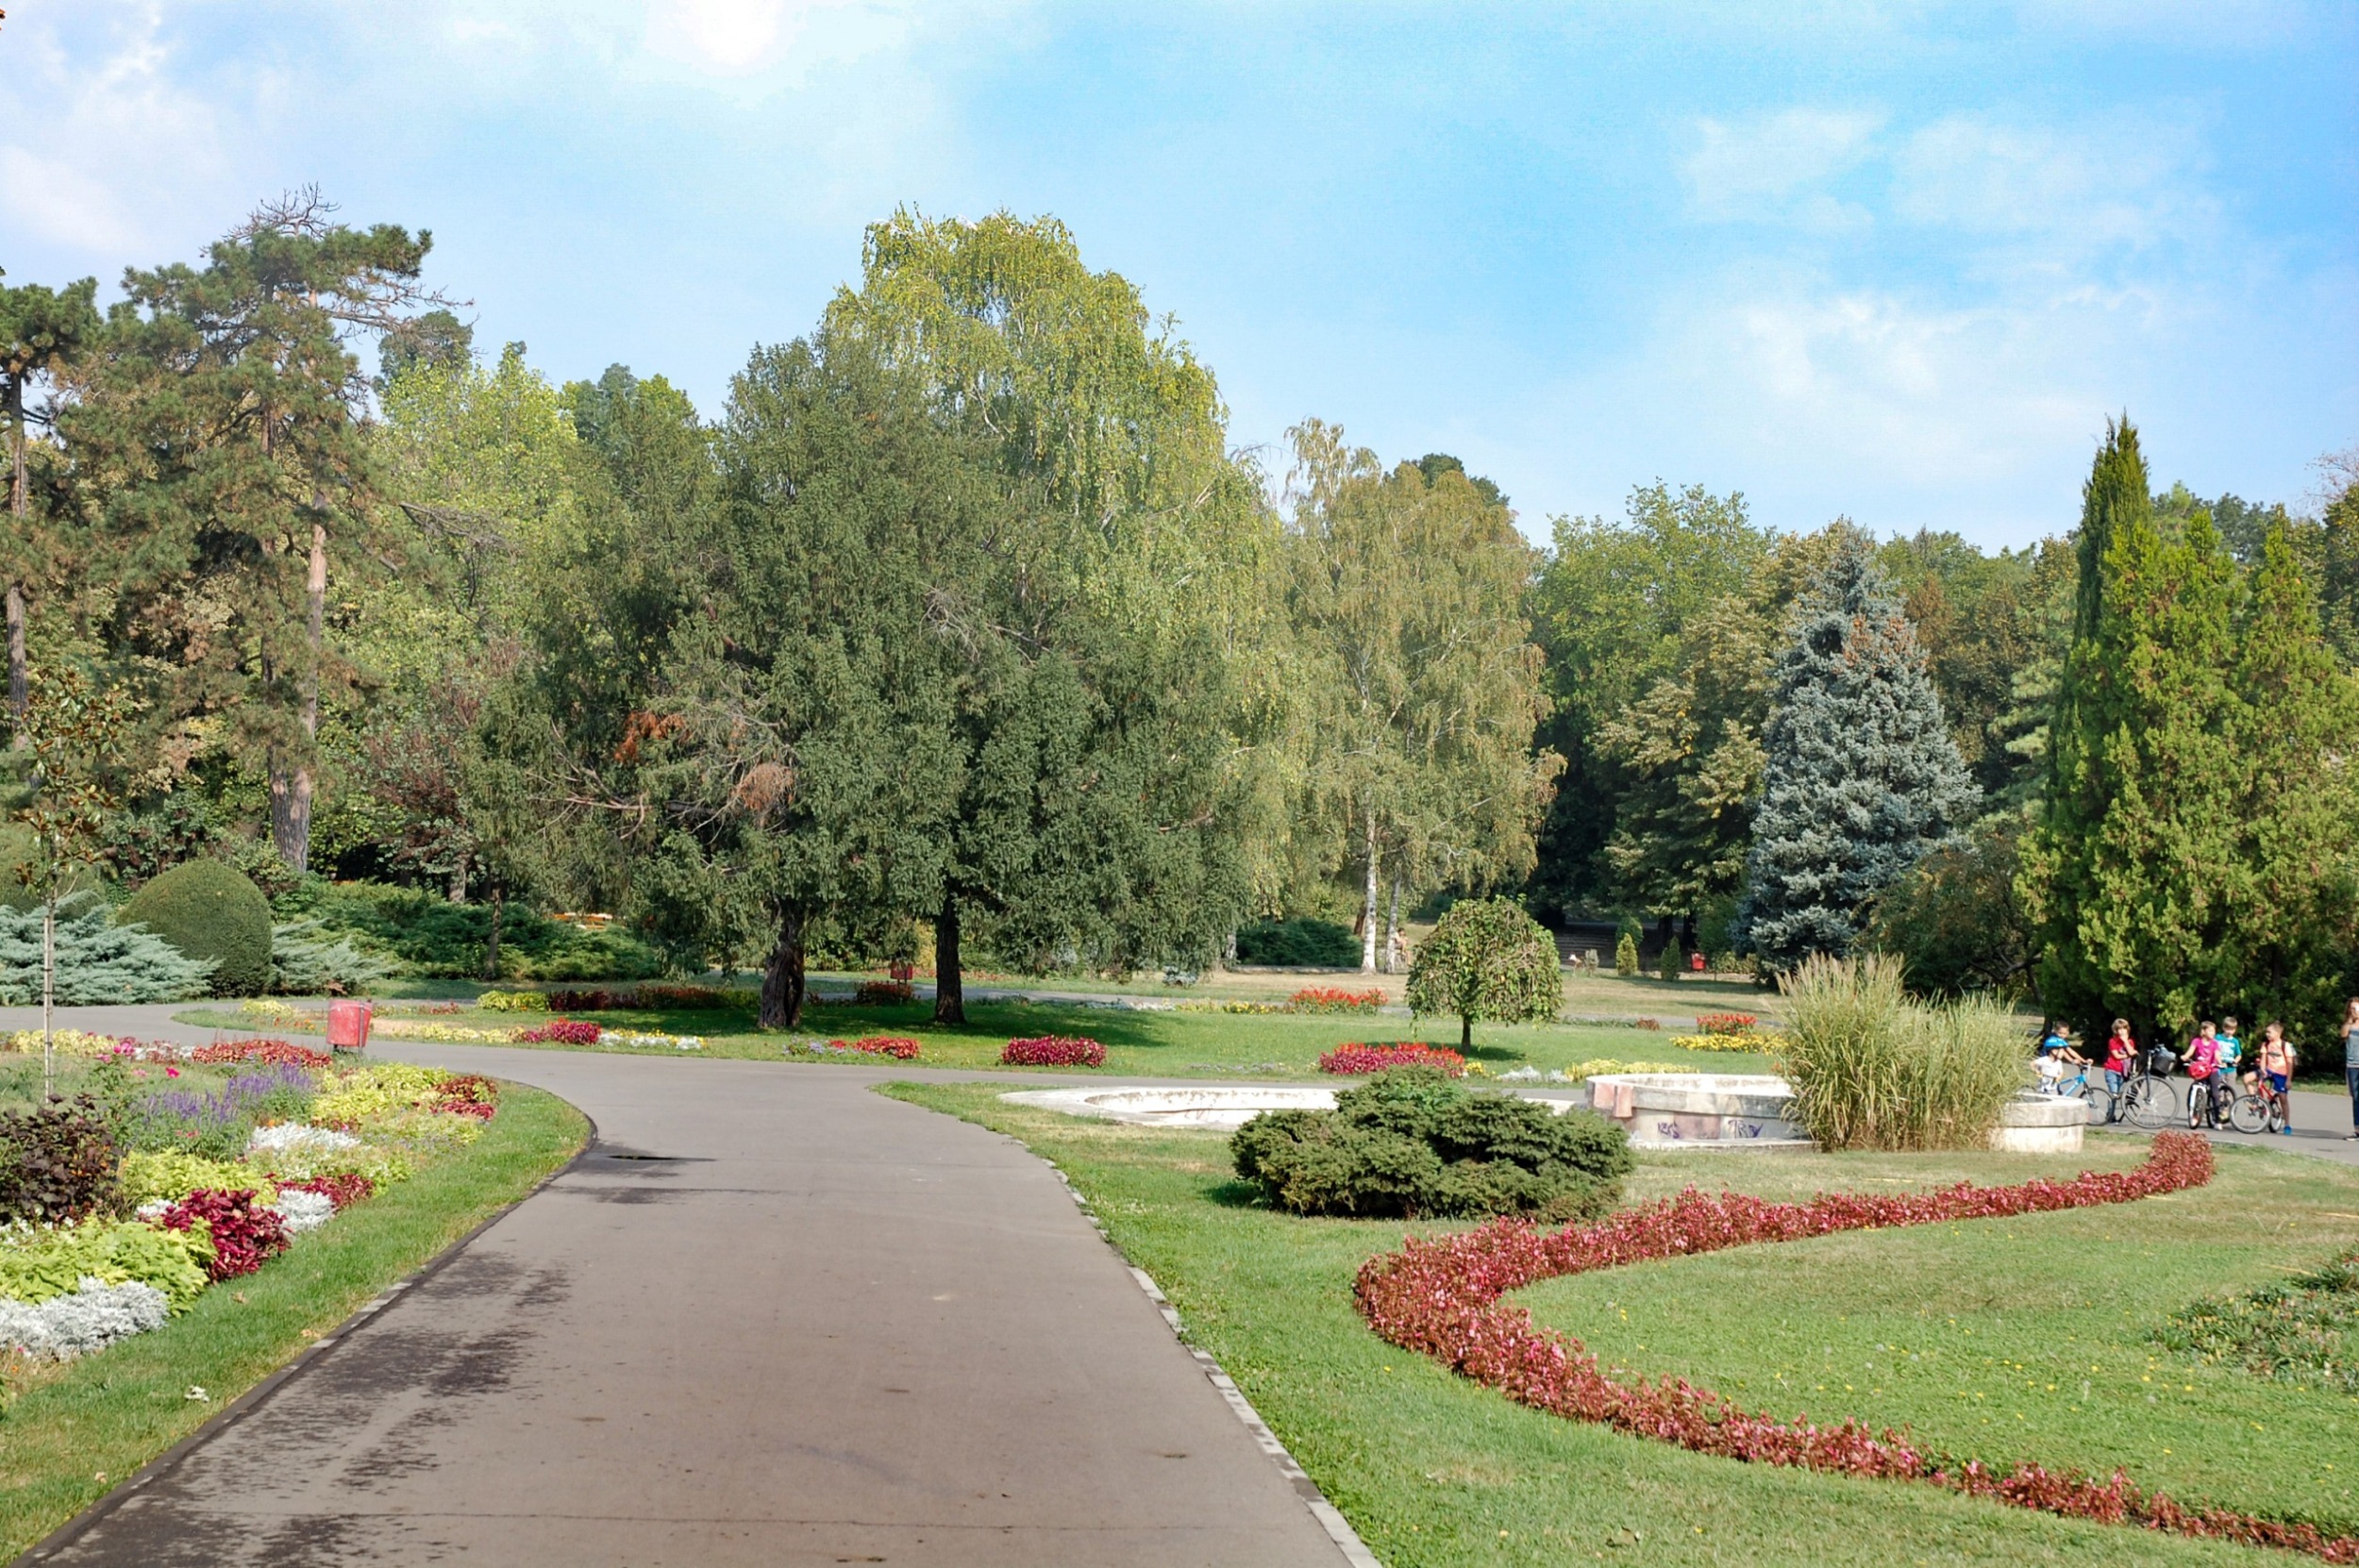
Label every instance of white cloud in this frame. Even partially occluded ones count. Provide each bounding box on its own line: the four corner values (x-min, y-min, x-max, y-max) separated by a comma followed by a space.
1684, 108, 1881, 228
1892, 115, 2211, 255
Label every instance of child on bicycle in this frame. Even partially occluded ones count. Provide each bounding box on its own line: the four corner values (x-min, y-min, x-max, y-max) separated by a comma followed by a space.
2101, 1020, 2135, 1109
2183, 1022, 2224, 1129
2217, 1016, 2244, 1087
2034, 1024, 2087, 1088
2257, 1022, 2296, 1137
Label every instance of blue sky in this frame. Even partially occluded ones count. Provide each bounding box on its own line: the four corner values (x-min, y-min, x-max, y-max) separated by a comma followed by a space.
4, 1, 2352, 547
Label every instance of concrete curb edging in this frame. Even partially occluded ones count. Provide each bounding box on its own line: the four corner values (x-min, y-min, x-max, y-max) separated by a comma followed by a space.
15, 1102, 598, 1566
1041, 1159, 1384, 1568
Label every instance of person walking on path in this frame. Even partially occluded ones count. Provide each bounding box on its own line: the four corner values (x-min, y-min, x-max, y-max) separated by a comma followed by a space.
2343, 999, 2359, 1140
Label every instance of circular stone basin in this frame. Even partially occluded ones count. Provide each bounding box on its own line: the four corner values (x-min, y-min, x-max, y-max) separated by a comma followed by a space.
1000, 1086, 1336, 1129
1586, 1072, 1811, 1149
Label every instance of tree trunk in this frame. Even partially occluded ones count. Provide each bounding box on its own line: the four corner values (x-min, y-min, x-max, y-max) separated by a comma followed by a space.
449, 855, 469, 903
760, 904, 807, 1029
41, 888, 54, 1097
1360, 815, 1380, 973
270, 519, 330, 875
1384, 877, 1404, 975
1460, 1010, 1472, 1053
483, 882, 503, 981
8, 376, 26, 745
4, 584, 24, 745
933, 892, 965, 1026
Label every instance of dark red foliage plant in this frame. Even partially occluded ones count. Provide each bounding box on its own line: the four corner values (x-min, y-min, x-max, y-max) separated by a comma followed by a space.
277, 1173, 376, 1209
160, 1188, 292, 1280
0, 1095, 120, 1223
514, 1020, 601, 1044
999, 1036, 1107, 1068
1354, 1134, 2357, 1562
432, 1074, 501, 1119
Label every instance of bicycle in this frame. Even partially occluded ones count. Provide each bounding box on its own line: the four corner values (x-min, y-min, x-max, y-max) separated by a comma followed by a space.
2038, 1062, 2113, 1126
2227, 1074, 2290, 1135
2119, 1045, 2180, 1130
2184, 1069, 2233, 1130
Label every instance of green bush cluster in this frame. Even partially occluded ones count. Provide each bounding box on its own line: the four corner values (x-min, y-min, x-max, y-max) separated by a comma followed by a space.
0, 898, 215, 1005
1230, 1067, 1631, 1220
1233, 916, 1360, 968
117, 859, 275, 996
298, 885, 662, 980
0, 1218, 212, 1310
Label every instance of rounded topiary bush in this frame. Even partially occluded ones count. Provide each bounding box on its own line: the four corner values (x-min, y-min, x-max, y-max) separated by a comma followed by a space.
116, 859, 274, 997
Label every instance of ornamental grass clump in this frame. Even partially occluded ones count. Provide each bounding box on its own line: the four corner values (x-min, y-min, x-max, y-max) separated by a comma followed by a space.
1775, 954, 2024, 1150
1232, 1066, 1631, 1221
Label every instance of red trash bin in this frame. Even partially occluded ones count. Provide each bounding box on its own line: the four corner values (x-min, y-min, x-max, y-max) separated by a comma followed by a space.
327, 999, 373, 1053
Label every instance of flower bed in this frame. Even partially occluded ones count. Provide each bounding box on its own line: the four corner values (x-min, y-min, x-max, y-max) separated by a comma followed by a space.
1288, 986, 1387, 1014
1668, 1030, 1780, 1055
0, 1059, 500, 1364
854, 980, 916, 1007
1694, 1011, 1758, 1034
1350, 1135, 2358, 1562
1317, 1042, 1466, 1077
3, 1029, 136, 1059
842, 1035, 921, 1060
1001, 1036, 1107, 1068
478, 990, 549, 1013
189, 1039, 332, 1069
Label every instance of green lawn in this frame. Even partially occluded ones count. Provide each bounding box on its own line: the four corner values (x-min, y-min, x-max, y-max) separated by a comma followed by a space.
881, 1080, 2359, 1566
180, 995, 1761, 1081
0, 1082, 587, 1560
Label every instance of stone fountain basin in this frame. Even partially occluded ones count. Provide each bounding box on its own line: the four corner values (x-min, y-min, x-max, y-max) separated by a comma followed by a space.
1586, 1073, 1811, 1149
1001, 1085, 1338, 1129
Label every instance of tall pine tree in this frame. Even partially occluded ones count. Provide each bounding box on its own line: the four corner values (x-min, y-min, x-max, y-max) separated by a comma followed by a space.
2022, 419, 2243, 1041
1737, 532, 1978, 975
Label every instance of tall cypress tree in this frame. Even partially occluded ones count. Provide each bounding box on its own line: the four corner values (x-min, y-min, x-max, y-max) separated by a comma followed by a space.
2022, 419, 2243, 1041
2220, 522, 2359, 1036
1737, 532, 1978, 975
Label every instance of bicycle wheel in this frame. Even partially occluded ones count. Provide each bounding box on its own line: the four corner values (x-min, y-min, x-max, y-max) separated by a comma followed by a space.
2228, 1091, 2268, 1134
2081, 1085, 2114, 1126
2124, 1076, 2175, 1130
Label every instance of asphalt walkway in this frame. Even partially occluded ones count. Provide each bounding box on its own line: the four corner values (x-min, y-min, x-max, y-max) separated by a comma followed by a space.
15, 1019, 1357, 1567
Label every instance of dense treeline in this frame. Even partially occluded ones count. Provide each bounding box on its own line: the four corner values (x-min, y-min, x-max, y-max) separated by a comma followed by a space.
5, 196, 2354, 1040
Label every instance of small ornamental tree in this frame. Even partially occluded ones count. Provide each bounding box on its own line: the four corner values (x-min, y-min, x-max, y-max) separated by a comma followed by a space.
1406, 896, 1562, 1049
1613, 929, 1639, 976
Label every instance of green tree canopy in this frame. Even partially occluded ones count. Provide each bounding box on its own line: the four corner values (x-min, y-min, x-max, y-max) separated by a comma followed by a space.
1405, 895, 1562, 1050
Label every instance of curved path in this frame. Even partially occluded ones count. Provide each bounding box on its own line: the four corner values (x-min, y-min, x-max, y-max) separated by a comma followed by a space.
17, 1026, 1359, 1567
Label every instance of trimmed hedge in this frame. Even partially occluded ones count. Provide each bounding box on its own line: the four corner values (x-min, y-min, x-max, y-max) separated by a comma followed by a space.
1230, 1066, 1631, 1221
117, 860, 274, 997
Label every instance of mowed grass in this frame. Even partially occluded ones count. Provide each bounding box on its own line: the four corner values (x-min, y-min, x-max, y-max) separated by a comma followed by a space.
182, 995, 1759, 1081
0, 1084, 587, 1560
881, 1080, 2359, 1567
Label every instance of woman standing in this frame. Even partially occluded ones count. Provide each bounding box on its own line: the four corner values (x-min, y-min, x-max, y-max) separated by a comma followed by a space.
2342, 999, 2359, 1141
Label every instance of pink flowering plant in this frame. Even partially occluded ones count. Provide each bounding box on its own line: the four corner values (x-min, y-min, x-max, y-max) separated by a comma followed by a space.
999, 1036, 1107, 1068
1317, 1042, 1465, 1077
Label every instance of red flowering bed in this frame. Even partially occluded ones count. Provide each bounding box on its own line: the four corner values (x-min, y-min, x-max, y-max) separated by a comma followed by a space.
277, 1173, 376, 1209
1000, 1036, 1107, 1068
548, 984, 731, 1011
191, 1038, 332, 1069
840, 1035, 921, 1060
1693, 1011, 1758, 1035
160, 1189, 293, 1280
1317, 1042, 1466, 1077
432, 1074, 503, 1119
1288, 986, 1387, 1014
1354, 1135, 2356, 1562
514, 1020, 601, 1044
855, 980, 916, 1006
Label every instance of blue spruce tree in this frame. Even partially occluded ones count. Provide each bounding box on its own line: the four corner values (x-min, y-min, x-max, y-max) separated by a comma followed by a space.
1738, 534, 1980, 975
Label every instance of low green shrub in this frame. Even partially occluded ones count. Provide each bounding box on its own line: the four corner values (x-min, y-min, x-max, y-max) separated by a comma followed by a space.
0, 1218, 212, 1310
2155, 1247, 2359, 1393
1233, 917, 1360, 968
0, 899, 214, 1005
269, 918, 395, 995
477, 989, 550, 1012
1613, 930, 1639, 976
1775, 954, 2025, 1150
1231, 1067, 1631, 1220
298, 885, 663, 980
117, 859, 274, 996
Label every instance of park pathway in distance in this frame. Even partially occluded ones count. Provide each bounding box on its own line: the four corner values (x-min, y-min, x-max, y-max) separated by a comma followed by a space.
28, 1042, 1355, 1567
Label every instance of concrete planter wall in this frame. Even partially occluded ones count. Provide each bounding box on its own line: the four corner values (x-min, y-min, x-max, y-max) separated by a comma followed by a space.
1585, 1073, 1812, 1149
